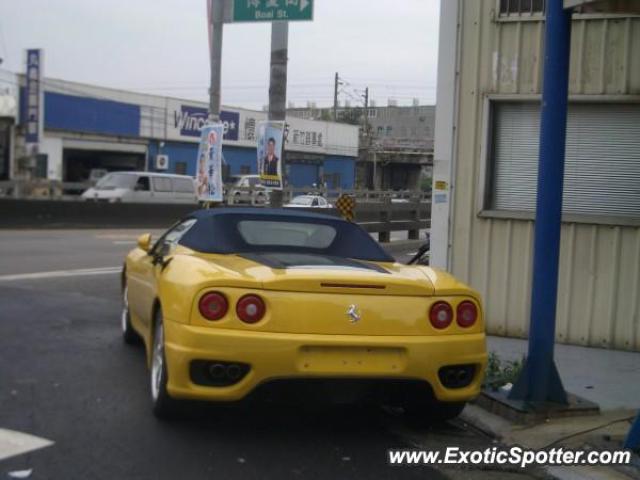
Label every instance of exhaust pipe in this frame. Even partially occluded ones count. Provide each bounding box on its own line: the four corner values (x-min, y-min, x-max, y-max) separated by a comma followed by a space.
226, 364, 242, 380
191, 360, 250, 387
208, 363, 226, 379
438, 364, 476, 389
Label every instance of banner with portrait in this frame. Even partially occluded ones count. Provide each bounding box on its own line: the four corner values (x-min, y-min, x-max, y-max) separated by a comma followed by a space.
257, 121, 284, 190
195, 122, 224, 202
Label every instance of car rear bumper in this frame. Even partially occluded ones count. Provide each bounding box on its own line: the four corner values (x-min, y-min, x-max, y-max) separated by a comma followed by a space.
163, 319, 487, 403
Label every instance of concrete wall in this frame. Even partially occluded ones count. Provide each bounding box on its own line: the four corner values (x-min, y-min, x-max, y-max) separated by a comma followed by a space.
367, 105, 435, 149
434, 1, 640, 351
288, 105, 436, 149
40, 136, 63, 180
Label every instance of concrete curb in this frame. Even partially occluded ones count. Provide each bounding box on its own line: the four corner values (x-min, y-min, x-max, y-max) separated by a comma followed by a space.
461, 404, 637, 480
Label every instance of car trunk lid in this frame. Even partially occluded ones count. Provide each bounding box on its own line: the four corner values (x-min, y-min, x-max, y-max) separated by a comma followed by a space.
195, 252, 438, 335
238, 252, 434, 297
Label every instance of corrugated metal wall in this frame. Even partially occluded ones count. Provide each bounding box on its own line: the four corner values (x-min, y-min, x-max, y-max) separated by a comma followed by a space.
451, 2, 640, 350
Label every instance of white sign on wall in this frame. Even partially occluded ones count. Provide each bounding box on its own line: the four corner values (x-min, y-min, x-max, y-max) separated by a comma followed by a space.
163, 99, 358, 156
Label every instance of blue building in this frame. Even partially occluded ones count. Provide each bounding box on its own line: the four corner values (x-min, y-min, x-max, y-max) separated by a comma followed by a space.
10, 75, 359, 189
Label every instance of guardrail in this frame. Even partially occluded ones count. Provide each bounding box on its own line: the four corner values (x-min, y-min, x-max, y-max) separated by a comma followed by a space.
0, 179, 91, 199
0, 198, 431, 242
0, 180, 431, 205
226, 186, 430, 205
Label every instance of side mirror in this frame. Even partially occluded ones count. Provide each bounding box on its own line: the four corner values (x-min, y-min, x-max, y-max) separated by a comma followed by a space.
137, 233, 152, 252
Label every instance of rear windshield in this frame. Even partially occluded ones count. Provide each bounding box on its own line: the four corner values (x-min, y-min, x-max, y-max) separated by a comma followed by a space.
289, 196, 314, 206
179, 213, 394, 262
238, 220, 337, 249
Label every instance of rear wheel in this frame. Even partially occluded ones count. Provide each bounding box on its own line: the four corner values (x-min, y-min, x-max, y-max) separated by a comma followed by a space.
121, 286, 138, 345
150, 312, 179, 419
255, 192, 267, 205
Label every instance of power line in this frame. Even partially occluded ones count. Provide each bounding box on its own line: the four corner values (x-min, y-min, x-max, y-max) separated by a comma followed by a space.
0, 75, 433, 114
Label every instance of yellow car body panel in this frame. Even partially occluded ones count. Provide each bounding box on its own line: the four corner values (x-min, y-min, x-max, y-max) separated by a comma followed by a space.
125, 243, 487, 403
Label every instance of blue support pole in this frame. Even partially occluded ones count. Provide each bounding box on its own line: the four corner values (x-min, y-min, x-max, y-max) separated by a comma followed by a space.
509, 0, 572, 405
624, 412, 640, 451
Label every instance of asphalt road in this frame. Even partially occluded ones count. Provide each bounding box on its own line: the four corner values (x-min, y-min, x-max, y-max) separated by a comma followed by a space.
0, 230, 538, 480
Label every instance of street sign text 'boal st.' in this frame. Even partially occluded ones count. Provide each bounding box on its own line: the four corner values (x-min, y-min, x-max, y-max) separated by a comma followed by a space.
233, 0, 313, 22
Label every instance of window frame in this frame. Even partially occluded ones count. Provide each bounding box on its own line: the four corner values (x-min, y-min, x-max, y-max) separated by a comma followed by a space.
173, 177, 196, 194
152, 176, 173, 193
174, 162, 188, 175
135, 176, 151, 192
494, 0, 640, 22
151, 218, 198, 256
478, 94, 640, 227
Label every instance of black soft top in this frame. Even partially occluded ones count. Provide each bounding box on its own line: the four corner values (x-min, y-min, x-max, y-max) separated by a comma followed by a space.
178, 208, 394, 263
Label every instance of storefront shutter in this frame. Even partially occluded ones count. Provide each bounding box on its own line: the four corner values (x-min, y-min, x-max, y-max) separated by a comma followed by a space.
491, 102, 640, 218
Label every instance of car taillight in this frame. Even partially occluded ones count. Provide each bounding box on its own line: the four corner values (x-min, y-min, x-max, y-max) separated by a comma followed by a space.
199, 292, 228, 321
429, 301, 453, 329
236, 295, 266, 324
456, 301, 478, 328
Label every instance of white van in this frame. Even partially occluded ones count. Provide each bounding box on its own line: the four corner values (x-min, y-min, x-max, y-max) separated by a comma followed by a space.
81, 172, 198, 204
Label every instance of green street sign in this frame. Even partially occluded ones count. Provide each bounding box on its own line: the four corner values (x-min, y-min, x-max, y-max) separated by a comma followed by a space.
233, 0, 313, 23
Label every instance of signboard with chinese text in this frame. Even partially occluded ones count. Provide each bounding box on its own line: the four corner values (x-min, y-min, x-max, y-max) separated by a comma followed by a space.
163, 99, 358, 157
25, 49, 43, 148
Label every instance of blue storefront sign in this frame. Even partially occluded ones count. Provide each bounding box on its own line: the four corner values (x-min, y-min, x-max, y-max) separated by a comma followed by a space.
174, 105, 239, 141
25, 49, 42, 145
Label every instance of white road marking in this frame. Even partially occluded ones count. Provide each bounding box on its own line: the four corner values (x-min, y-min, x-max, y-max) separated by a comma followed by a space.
112, 240, 136, 245
0, 429, 54, 461
0, 267, 121, 282
95, 234, 139, 239
8, 469, 33, 479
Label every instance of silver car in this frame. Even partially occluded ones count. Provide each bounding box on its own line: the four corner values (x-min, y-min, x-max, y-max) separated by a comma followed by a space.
284, 195, 332, 208
226, 174, 271, 205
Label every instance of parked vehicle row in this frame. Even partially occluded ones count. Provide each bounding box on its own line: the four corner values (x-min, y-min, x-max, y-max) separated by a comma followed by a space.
81, 171, 334, 208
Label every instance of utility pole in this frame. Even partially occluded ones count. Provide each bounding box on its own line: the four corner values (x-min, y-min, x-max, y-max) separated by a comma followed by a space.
372, 149, 377, 190
362, 86, 371, 190
509, 0, 572, 405
268, 21, 289, 208
333, 72, 339, 121
208, 0, 224, 121
362, 87, 369, 132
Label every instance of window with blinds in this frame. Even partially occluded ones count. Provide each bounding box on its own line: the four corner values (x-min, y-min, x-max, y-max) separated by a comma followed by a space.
499, 0, 545, 16
489, 102, 640, 218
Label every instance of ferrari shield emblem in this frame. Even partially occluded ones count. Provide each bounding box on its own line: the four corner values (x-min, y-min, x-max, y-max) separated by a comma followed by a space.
346, 304, 361, 323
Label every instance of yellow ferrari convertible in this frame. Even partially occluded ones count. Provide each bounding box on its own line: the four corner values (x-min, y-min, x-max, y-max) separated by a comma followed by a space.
122, 208, 487, 420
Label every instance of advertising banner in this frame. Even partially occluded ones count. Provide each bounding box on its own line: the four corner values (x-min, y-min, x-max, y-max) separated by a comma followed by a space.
257, 121, 284, 190
195, 122, 224, 202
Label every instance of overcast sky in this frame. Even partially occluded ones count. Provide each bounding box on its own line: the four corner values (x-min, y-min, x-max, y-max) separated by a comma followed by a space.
0, 0, 439, 110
